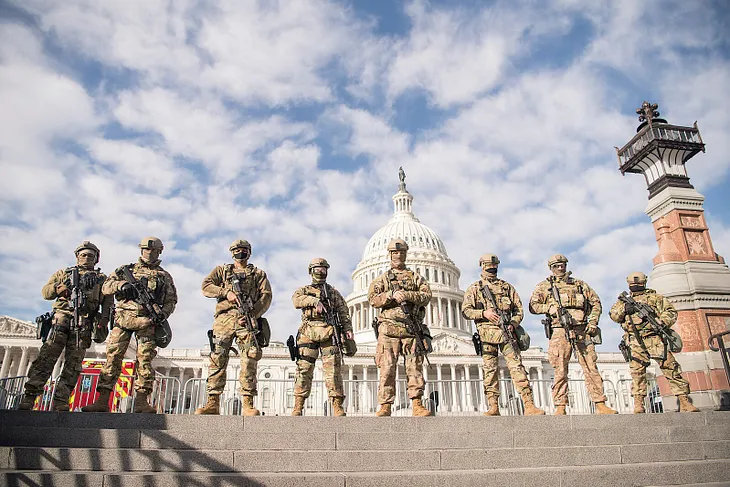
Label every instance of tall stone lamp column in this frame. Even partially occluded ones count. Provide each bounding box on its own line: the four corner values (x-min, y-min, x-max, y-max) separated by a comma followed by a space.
616, 101, 730, 410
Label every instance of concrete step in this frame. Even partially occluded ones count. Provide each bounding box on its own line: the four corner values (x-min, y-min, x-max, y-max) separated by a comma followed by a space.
3, 460, 730, 487
4, 440, 729, 472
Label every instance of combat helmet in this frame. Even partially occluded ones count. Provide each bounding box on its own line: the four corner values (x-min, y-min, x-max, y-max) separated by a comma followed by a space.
229, 239, 252, 252
479, 254, 500, 266
387, 238, 409, 252
75, 241, 100, 263
308, 257, 330, 273
547, 254, 569, 268
626, 271, 648, 285
139, 237, 164, 251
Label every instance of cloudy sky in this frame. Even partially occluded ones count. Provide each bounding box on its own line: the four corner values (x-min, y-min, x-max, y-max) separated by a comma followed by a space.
1, 0, 729, 351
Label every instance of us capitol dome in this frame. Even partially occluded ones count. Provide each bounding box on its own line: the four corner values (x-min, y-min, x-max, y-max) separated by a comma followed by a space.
346, 170, 473, 346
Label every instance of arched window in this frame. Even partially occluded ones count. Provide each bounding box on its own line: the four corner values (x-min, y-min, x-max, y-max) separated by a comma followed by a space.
425, 268, 430, 281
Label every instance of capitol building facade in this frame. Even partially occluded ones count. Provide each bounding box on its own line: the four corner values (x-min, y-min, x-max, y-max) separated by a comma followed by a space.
0, 176, 636, 416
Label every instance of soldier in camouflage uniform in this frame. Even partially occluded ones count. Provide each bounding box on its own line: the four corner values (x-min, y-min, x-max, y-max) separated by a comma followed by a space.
529, 254, 617, 415
83, 237, 177, 414
195, 239, 272, 416
462, 254, 545, 416
609, 272, 699, 413
369, 238, 433, 417
19, 242, 112, 412
291, 258, 354, 417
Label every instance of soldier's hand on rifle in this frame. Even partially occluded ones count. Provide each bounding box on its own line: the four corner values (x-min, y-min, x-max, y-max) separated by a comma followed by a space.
226, 291, 239, 304
119, 283, 138, 301
393, 290, 407, 303
623, 301, 636, 315
548, 304, 558, 316
482, 309, 499, 322
345, 330, 353, 340
56, 283, 70, 299
585, 323, 598, 336
316, 301, 326, 314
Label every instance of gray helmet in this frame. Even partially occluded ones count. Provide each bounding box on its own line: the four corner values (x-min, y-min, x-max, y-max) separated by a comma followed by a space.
627, 271, 648, 285
479, 254, 500, 266
139, 237, 164, 251
308, 257, 330, 273
387, 238, 409, 252
229, 239, 252, 252
547, 254, 568, 268
75, 241, 100, 263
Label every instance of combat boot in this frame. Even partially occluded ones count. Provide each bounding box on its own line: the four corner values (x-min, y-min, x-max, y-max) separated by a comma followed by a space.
242, 396, 260, 416
291, 396, 305, 416
17, 394, 37, 411
633, 395, 646, 414
521, 392, 545, 416
134, 391, 157, 414
412, 397, 433, 417
332, 397, 346, 417
483, 395, 500, 416
375, 403, 392, 417
678, 394, 700, 413
595, 401, 618, 415
554, 405, 567, 415
195, 395, 220, 415
82, 389, 111, 413
53, 399, 70, 412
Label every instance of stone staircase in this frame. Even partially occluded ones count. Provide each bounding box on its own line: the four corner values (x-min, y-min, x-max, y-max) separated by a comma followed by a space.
1, 410, 729, 487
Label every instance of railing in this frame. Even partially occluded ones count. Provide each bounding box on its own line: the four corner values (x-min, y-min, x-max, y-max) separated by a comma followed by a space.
1, 373, 668, 416
709, 330, 730, 393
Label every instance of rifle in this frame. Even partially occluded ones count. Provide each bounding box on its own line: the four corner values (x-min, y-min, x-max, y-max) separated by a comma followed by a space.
319, 284, 345, 360
480, 284, 520, 353
548, 277, 580, 358
618, 291, 670, 361
388, 275, 430, 366
120, 265, 173, 348
69, 267, 84, 349
230, 273, 260, 350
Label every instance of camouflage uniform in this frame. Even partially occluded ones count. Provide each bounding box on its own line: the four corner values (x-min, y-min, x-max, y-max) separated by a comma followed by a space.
201, 263, 272, 397
462, 277, 532, 399
609, 288, 689, 397
369, 268, 432, 406
24, 266, 112, 405
529, 274, 608, 407
292, 283, 352, 399
97, 258, 177, 394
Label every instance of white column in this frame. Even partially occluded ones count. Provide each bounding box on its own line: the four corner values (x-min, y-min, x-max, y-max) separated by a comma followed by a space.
437, 298, 443, 327
447, 300, 453, 328
449, 364, 458, 412
464, 365, 472, 411
536, 367, 545, 408
436, 365, 443, 414
0, 347, 12, 378
178, 368, 186, 385
16, 347, 29, 377
362, 365, 370, 412
347, 365, 354, 413
426, 302, 432, 327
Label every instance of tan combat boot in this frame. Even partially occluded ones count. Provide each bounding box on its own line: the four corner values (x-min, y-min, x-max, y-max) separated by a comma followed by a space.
332, 397, 346, 417
595, 401, 618, 415
242, 396, 260, 416
195, 395, 220, 415
17, 394, 37, 411
134, 391, 157, 414
412, 397, 433, 417
291, 396, 305, 416
554, 405, 567, 415
483, 395, 500, 416
82, 389, 111, 413
53, 399, 70, 412
521, 392, 546, 416
375, 403, 392, 417
678, 394, 700, 413
633, 395, 646, 414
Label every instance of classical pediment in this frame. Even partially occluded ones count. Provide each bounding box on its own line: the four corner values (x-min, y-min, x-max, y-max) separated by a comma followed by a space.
430, 332, 476, 356
0, 316, 37, 338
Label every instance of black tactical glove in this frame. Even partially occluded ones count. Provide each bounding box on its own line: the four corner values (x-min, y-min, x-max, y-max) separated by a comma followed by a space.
623, 301, 636, 315
118, 283, 138, 301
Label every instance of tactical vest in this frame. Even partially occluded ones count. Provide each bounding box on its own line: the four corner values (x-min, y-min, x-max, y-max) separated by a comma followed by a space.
115, 262, 167, 316
52, 267, 106, 317
548, 277, 589, 324
215, 264, 260, 316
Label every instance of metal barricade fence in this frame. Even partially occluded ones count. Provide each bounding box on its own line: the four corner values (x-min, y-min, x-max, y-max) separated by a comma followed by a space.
615, 378, 662, 414
0, 376, 27, 410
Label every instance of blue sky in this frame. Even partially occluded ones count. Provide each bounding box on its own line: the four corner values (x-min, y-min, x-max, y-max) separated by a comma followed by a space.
1, 0, 729, 351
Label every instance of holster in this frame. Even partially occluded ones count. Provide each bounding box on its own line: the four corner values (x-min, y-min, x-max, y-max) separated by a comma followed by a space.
471, 332, 483, 356
618, 339, 631, 363
542, 316, 553, 339
286, 334, 299, 362
372, 317, 379, 339
35, 312, 53, 343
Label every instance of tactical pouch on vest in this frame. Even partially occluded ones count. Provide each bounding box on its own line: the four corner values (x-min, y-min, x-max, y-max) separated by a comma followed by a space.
515, 325, 531, 351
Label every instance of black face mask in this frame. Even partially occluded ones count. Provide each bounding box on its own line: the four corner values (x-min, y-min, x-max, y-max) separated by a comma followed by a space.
233, 251, 249, 261
629, 284, 645, 293
485, 267, 498, 274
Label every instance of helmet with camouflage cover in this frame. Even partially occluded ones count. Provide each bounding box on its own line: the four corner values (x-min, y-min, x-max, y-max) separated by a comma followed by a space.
75, 241, 100, 263
308, 257, 330, 274
547, 254, 569, 268
479, 254, 500, 266
139, 237, 164, 251
387, 238, 409, 252
626, 271, 648, 285
229, 239, 252, 252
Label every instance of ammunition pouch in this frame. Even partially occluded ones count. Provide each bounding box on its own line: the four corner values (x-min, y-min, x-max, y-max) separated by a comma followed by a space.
666, 328, 683, 353
515, 325, 531, 351
618, 339, 631, 363
35, 312, 53, 343
257, 317, 271, 348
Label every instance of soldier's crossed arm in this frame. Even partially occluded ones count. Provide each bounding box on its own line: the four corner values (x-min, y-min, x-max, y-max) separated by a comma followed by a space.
657, 295, 678, 328
334, 289, 353, 331
528, 283, 551, 315
161, 271, 178, 318
508, 284, 524, 326
401, 274, 431, 306
609, 300, 627, 323
251, 270, 272, 318
580, 280, 602, 326
201, 266, 227, 299
368, 277, 393, 308
101, 268, 126, 296
292, 286, 320, 309
461, 284, 484, 321
41, 269, 65, 301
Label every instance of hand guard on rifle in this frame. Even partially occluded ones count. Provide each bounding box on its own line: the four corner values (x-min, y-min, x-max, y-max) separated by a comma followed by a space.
118, 282, 139, 301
